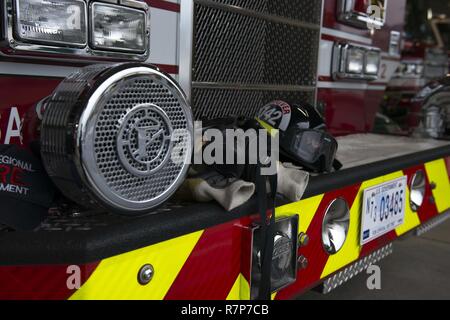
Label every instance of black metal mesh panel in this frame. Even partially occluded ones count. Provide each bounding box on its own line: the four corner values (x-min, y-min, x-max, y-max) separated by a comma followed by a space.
212, 0, 322, 24
192, 0, 322, 120
193, 4, 319, 85
193, 88, 315, 119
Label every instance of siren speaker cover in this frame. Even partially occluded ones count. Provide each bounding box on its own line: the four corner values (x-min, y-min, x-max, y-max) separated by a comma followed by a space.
41, 63, 193, 215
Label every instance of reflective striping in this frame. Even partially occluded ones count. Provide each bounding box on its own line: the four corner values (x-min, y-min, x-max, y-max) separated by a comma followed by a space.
321, 175, 388, 279
69, 231, 203, 300
33, 159, 448, 300
164, 223, 242, 300
425, 160, 450, 213
277, 194, 324, 235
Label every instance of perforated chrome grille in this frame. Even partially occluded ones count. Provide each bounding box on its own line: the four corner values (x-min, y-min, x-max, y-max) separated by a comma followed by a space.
191, 0, 322, 119
95, 76, 188, 202
41, 64, 193, 214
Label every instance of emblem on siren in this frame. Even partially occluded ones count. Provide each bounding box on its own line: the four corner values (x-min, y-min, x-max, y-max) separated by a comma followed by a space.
117, 104, 173, 177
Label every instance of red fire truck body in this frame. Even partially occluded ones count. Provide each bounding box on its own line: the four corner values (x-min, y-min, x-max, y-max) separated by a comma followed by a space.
1, 0, 450, 300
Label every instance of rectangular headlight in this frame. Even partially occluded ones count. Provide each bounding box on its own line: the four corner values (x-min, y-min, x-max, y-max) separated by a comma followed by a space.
346, 47, 365, 74
90, 3, 147, 54
14, 0, 87, 47
365, 50, 381, 75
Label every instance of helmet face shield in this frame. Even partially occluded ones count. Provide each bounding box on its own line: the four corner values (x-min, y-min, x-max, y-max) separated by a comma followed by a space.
288, 130, 338, 172
294, 130, 323, 163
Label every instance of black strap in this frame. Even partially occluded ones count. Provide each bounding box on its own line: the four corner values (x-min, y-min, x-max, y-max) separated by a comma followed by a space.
256, 163, 278, 300
333, 159, 343, 171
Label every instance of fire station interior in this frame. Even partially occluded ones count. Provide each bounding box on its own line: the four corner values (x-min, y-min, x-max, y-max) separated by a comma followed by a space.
0, 0, 450, 301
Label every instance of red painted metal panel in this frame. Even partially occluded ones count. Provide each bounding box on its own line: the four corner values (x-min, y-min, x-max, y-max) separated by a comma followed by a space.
0, 263, 99, 300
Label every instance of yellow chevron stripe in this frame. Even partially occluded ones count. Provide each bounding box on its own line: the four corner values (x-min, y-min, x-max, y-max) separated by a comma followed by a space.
239, 275, 251, 300
226, 274, 242, 300
277, 194, 325, 235
425, 159, 450, 214
70, 231, 203, 300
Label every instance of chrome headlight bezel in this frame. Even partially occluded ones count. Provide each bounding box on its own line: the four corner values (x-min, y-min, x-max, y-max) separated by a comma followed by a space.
337, 0, 387, 30
333, 43, 381, 81
1, 0, 150, 62
322, 198, 351, 255
410, 170, 426, 212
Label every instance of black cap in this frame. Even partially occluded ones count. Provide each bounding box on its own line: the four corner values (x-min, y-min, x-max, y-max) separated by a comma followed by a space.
0, 144, 55, 231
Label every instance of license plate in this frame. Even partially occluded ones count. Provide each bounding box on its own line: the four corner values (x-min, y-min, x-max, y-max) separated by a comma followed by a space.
361, 177, 407, 245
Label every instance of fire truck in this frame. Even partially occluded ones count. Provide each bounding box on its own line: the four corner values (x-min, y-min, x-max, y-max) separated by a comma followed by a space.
382, 14, 450, 135
1, 0, 450, 300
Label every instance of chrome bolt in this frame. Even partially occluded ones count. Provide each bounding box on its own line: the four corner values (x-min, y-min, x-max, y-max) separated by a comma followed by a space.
297, 255, 308, 270
138, 264, 154, 285
298, 232, 310, 247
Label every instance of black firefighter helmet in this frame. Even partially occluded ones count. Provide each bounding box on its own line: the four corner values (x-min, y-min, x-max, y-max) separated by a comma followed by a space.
256, 100, 340, 173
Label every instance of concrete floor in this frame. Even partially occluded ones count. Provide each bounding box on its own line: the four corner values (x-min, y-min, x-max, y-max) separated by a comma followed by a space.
299, 219, 450, 300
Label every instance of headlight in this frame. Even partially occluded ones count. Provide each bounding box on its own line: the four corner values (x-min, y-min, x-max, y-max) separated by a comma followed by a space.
14, 0, 87, 47
322, 198, 350, 255
410, 170, 426, 212
333, 43, 380, 80
346, 47, 365, 74
90, 2, 147, 53
365, 50, 381, 75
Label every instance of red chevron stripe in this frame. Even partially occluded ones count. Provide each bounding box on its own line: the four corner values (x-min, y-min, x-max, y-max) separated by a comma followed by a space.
0, 263, 99, 300
164, 220, 243, 300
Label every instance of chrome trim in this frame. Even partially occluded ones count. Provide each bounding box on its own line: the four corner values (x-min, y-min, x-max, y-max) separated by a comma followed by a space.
1, 0, 150, 61
179, 0, 195, 101
416, 210, 450, 237
321, 244, 393, 294
337, 0, 387, 30
332, 42, 380, 81
314, 0, 325, 108
120, 0, 149, 10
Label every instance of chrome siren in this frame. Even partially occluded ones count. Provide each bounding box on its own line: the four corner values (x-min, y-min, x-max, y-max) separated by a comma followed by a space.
41, 63, 193, 215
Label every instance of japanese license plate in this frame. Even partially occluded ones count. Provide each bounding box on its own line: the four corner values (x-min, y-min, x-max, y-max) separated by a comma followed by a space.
361, 177, 407, 245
